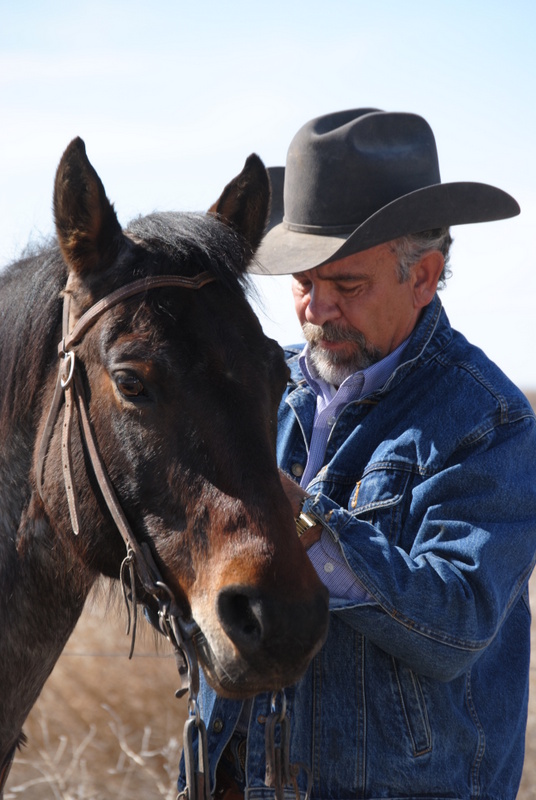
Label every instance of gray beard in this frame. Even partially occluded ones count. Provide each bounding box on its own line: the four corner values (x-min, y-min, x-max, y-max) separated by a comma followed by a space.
303, 322, 382, 386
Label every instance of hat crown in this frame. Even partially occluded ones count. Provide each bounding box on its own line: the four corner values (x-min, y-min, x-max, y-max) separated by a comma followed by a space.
284, 109, 441, 233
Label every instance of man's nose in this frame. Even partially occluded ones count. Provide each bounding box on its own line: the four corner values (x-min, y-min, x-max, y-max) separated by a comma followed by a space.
304, 286, 341, 327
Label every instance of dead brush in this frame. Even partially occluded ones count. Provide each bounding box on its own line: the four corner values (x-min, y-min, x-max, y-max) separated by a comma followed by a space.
7, 707, 181, 800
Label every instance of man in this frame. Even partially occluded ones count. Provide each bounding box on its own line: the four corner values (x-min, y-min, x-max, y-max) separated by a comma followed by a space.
178, 109, 536, 799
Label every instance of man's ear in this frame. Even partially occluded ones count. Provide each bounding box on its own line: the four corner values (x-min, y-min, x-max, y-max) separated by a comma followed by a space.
412, 251, 445, 309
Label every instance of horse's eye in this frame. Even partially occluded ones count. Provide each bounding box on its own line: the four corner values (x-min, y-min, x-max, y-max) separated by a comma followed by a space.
115, 373, 145, 398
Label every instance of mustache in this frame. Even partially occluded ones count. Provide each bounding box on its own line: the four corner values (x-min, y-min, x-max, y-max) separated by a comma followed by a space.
302, 321, 367, 347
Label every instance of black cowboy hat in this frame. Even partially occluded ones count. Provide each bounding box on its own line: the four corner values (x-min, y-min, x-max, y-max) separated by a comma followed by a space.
252, 108, 520, 275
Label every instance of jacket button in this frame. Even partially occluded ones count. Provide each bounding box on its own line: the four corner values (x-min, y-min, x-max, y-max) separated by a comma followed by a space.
213, 718, 224, 733
291, 463, 304, 477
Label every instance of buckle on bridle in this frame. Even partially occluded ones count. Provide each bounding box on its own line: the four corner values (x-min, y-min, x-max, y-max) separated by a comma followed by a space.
60, 348, 75, 389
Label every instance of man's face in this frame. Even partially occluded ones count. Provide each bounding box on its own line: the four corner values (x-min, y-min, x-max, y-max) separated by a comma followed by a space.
291, 242, 425, 385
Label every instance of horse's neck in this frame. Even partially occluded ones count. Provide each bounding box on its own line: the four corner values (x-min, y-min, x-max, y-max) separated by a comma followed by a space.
0, 256, 93, 763
0, 486, 92, 759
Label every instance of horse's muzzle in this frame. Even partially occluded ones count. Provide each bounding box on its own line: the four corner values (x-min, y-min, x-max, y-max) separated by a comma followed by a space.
195, 583, 329, 697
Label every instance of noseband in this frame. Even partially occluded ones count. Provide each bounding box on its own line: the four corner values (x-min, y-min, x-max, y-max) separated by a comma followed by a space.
35, 271, 216, 703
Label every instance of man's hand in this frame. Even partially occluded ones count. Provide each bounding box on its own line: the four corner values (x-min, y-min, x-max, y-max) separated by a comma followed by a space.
279, 470, 323, 549
279, 470, 308, 517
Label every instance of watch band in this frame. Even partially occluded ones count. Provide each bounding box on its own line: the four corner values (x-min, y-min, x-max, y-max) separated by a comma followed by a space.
295, 497, 317, 537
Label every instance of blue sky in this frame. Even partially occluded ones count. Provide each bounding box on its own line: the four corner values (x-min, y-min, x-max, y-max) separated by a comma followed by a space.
1, 0, 535, 387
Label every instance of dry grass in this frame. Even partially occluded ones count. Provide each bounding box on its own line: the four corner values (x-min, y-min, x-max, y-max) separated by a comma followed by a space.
6, 594, 187, 799
7, 389, 536, 798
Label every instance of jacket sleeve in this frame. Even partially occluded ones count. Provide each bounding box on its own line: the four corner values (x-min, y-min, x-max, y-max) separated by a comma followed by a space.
305, 415, 536, 682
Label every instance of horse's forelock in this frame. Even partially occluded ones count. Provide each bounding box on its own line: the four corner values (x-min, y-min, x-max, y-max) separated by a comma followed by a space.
125, 212, 253, 295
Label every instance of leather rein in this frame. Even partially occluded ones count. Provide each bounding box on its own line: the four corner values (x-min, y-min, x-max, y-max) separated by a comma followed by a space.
35, 270, 216, 704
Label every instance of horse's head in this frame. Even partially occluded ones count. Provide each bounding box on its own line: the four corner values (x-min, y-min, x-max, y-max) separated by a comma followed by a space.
39, 138, 328, 697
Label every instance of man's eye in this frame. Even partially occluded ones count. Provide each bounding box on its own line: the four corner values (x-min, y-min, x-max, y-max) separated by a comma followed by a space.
115, 373, 145, 398
337, 283, 361, 295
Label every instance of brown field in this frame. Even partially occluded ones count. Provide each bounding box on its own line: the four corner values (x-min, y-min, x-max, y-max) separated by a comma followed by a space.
6, 592, 186, 799
7, 391, 536, 799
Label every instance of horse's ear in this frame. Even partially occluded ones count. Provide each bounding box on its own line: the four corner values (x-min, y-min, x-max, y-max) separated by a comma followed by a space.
209, 154, 270, 258
53, 137, 123, 276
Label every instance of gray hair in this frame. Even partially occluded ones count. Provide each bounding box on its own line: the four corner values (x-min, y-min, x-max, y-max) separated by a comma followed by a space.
391, 228, 453, 288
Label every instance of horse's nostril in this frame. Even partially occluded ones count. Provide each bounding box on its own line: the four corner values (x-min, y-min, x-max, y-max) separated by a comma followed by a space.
217, 589, 264, 649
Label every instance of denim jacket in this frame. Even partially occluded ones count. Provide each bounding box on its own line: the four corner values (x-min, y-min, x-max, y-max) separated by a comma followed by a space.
179, 296, 536, 800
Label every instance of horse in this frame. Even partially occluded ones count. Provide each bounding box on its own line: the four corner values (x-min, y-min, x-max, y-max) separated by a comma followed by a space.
0, 138, 329, 792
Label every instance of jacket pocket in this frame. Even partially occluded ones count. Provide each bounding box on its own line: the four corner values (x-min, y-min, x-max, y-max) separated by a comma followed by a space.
349, 464, 414, 543
391, 657, 432, 757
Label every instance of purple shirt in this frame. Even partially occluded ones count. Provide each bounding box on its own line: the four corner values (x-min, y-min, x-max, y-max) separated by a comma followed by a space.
299, 338, 410, 602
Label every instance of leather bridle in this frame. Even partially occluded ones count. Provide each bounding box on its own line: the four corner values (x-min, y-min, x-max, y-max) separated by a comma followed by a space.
35, 271, 216, 697
36, 270, 215, 544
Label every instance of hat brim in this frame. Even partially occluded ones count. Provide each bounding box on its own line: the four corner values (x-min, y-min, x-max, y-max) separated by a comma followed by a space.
252, 174, 520, 275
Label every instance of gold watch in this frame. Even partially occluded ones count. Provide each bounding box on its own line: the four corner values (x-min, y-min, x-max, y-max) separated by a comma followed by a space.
295, 497, 317, 538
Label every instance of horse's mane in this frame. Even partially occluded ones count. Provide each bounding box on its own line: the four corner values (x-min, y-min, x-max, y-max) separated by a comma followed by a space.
0, 242, 66, 433
0, 211, 254, 433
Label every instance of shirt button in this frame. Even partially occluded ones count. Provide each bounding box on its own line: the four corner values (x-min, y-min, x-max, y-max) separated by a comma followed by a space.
213, 718, 224, 733
291, 463, 304, 477
327, 416, 336, 426
324, 562, 335, 574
